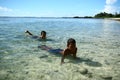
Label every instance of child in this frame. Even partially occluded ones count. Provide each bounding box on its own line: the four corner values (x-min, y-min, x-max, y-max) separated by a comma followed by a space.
25, 30, 46, 39
38, 38, 77, 64
61, 38, 77, 64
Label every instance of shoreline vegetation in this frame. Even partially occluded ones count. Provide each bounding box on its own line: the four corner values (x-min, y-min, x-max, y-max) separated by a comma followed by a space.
0, 12, 120, 21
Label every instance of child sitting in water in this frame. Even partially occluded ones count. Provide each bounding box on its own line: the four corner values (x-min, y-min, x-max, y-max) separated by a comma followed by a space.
38, 38, 77, 64
25, 30, 46, 39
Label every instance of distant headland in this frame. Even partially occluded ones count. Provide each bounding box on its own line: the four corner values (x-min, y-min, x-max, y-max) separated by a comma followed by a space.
0, 12, 120, 20
72, 12, 120, 19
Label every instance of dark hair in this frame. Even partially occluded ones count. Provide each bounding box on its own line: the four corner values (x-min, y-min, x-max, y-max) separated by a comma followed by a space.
41, 31, 46, 35
67, 38, 76, 46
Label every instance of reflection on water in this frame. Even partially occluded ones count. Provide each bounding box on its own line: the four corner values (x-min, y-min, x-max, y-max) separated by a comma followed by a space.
0, 18, 120, 80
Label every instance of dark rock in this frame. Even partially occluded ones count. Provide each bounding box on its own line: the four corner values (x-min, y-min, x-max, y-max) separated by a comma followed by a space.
100, 75, 112, 80
86, 73, 93, 78
25, 71, 29, 74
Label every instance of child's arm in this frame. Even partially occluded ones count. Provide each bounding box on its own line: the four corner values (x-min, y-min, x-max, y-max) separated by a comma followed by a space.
25, 30, 33, 36
61, 54, 65, 64
61, 49, 68, 64
73, 48, 77, 58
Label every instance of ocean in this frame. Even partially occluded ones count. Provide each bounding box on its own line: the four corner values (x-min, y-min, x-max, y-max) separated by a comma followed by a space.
0, 17, 120, 80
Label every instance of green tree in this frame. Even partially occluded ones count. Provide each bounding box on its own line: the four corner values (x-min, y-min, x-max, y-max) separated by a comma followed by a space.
94, 12, 114, 18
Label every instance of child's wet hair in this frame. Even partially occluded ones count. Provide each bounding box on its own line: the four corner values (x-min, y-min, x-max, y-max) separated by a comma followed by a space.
41, 31, 46, 35
67, 38, 76, 46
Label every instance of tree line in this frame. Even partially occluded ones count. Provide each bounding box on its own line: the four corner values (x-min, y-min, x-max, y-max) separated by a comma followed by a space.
94, 12, 120, 18
73, 12, 120, 18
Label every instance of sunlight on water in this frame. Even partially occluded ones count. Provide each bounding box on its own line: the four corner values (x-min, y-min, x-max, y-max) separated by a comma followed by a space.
0, 18, 120, 80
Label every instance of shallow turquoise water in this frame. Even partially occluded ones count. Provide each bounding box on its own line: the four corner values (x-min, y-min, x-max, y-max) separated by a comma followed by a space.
0, 18, 120, 80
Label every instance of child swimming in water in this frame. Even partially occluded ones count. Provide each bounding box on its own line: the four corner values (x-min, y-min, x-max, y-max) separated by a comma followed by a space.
38, 38, 77, 64
25, 30, 46, 39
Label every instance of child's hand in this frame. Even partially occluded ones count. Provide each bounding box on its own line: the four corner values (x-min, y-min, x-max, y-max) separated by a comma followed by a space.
60, 62, 65, 65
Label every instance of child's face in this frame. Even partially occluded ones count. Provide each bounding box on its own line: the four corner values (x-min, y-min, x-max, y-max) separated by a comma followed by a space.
41, 33, 46, 39
68, 43, 76, 49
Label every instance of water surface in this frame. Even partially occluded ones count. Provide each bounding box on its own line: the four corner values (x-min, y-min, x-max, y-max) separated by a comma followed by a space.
0, 17, 120, 80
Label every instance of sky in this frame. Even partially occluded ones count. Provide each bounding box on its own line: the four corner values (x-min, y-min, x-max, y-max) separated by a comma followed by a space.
0, 0, 120, 17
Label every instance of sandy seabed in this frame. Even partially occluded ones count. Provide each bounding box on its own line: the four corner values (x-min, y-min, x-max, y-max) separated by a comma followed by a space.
0, 44, 120, 80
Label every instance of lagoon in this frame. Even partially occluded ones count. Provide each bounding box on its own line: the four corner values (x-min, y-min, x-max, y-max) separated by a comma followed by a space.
0, 17, 120, 80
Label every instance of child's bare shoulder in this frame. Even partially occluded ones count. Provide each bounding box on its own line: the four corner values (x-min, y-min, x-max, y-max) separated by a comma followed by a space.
64, 48, 70, 51
63, 48, 71, 55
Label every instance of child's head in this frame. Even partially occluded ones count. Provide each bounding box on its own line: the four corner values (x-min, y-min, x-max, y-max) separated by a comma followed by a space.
67, 38, 76, 48
41, 31, 46, 39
